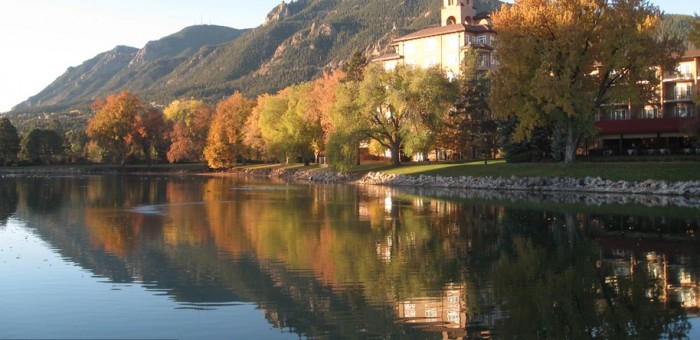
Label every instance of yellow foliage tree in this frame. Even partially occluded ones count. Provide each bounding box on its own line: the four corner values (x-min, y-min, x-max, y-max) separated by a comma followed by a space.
490, 0, 684, 164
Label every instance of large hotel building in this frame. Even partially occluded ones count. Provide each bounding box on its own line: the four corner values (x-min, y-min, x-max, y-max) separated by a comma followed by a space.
374, 0, 699, 157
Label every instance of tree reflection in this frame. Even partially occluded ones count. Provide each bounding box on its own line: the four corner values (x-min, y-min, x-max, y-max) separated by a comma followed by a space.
8, 175, 697, 339
0, 176, 18, 226
492, 211, 691, 339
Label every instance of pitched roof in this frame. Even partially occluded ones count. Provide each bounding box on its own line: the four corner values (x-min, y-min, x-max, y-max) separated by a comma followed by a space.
371, 53, 402, 62
393, 24, 494, 42
684, 49, 700, 58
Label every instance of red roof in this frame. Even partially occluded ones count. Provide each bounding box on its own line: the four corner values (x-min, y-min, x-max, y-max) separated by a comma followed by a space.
394, 24, 494, 42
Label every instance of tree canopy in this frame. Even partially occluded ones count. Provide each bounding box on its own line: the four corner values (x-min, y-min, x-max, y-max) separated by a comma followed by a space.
0, 118, 20, 166
490, 0, 684, 164
346, 64, 458, 165
86, 91, 145, 165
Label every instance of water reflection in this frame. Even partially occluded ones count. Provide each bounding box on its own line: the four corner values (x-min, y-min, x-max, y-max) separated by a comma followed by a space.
2, 175, 698, 338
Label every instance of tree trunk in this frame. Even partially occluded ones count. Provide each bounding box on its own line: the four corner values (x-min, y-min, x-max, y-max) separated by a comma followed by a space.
564, 120, 580, 165
390, 142, 401, 166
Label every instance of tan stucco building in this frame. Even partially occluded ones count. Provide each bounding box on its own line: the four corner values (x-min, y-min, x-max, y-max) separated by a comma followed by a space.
374, 0, 497, 76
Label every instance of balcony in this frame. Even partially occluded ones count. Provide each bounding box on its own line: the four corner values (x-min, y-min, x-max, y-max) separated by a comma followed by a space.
664, 87, 695, 102
663, 73, 694, 82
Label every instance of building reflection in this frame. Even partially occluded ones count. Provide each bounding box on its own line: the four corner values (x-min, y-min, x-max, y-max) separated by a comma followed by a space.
395, 284, 476, 339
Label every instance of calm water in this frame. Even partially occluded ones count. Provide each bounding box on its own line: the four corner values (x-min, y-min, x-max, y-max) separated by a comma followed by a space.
1, 174, 699, 339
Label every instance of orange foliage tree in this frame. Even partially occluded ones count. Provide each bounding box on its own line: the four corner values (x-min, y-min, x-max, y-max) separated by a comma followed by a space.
131, 107, 171, 165
204, 92, 255, 169
86, 91, 144, 165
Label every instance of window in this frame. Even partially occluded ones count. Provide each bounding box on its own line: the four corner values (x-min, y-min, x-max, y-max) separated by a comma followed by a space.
640, 106, 658, 119
611, 108, 628, 120
425, 308, 438, 318
404, 303, 416, 317
478, 53, 489, 67
476, 35, 487, 44
674, 84, 692, 100
674, 105, 688, 118
677, 64, 692, 79
447, 311, 460, 323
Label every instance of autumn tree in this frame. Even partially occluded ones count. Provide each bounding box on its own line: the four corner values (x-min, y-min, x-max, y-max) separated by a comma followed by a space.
20, 129, 64, 164
349, 64, 457, 165
327, 78, 364, 169
204, 92, 255, 169
244, 95, 271, 162
257, 85, 319, 165
304, 70, 345, 163
490, 0, 684, 164
131, 107, 170, 165
86, 91, 144, 165
0, 118, 20, 166
165, 99, 212, 163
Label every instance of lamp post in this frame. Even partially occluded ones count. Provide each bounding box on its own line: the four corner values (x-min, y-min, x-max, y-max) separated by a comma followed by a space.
483, 136, 488, 165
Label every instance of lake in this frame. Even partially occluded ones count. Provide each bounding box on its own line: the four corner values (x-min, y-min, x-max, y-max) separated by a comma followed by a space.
1, 174, 699, 339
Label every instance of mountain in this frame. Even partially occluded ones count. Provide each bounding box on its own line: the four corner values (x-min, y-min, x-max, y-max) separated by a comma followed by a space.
11, 0, 504, 114
13, 25, 248, 111
9, 0, 695, 118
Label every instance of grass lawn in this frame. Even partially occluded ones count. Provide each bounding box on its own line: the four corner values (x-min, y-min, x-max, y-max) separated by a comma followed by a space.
344, 159, 700, 183
5, 160, 696, 183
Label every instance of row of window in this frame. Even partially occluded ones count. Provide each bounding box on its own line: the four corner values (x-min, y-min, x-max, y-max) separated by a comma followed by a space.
606, 105, 695, 120
403, 34, 491, 54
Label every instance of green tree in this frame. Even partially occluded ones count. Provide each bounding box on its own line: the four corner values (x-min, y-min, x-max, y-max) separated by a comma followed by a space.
341, 51, 367, 83
86, 91, 144, 165
65, 129, 89, 162
20, 129, 64, 164
328, 78, 364, 169
354, 64, 457, 165
689, 15, 700, 49
0, 118, 20, 166
257, 85, 318, 165
438, 48, 495, 160
490, 0, 684, 164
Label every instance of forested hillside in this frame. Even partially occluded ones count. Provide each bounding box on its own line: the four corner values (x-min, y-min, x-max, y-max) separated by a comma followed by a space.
8, 0, 503, 119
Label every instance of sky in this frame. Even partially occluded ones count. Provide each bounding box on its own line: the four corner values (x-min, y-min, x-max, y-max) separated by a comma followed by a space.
0, 0, 698, 113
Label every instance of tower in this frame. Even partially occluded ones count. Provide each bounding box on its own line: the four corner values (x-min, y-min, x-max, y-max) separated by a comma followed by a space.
441, 0, 477, 26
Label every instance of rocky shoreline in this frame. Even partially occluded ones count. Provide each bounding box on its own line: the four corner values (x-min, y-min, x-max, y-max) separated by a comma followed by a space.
232, 167, 700, 197
3, 165, 699, 198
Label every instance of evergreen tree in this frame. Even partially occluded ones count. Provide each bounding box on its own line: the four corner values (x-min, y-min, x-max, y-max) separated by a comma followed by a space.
438, 48, 494, 160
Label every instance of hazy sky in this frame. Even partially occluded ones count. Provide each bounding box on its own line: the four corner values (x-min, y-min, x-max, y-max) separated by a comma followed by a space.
0, 0, 697, 113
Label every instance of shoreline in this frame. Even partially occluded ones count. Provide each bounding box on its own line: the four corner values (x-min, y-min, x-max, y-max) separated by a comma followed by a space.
232, 167, 700, 198
3, 164, 700, 197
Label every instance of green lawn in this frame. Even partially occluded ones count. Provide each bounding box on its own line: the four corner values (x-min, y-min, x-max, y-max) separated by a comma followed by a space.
5, 160, 695, 183
345, 160, 700, 183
